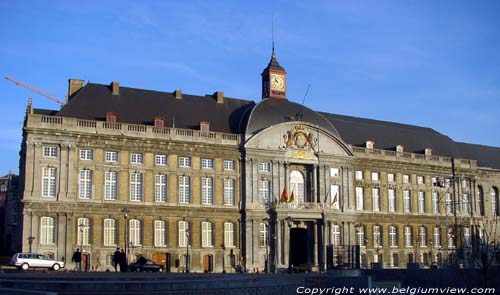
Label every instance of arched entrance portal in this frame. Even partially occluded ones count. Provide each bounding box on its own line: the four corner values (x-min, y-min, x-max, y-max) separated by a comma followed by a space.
290, 228, 308, 267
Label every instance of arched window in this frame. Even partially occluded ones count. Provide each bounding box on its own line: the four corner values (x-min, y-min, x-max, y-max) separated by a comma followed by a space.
290, 170, 305, 203
492, 187, 499, 216
389, 226, 397, 247
478, 186, 485, 216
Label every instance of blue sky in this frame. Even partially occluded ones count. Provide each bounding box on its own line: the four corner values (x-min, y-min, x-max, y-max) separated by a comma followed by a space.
1, 0, 499, 175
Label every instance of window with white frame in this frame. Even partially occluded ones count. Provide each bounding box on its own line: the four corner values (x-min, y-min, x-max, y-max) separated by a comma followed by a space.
224, 178, 235, 206
432, 191, 439, 214
357, 226, 365, 246
290, 170, 305, 203
202, 221, 213, 247
178, 221, 189, 247
373, 225, 381, 247
154, 220, 167, 247
388, 189, 396, 213
40, 217, 55, 245
79, 169, 93, 199
417, 176, 424, 185
463, 227, 471, 247
372, 188, 380, 212
155, 174, 167, 202
201, 159, 214, 169
431, 177, 437, 186
387, 173, 395, 183
433, 227, 441, 247
80, 149, 93, 160
178, 176, 191, 204
445, 193, 453, 214
402, 174, 410, 184
104, 171, 118, 201
103, 219, 116, 246
224, 222, 235, 247
330, 168, 340, 178
355, 170, 363, 180
371, 172, 379, 182
355, 187, 364, 210
403, 190, 411, 213
129, 219, 142, 246
155, 154, 167, 166
259, 180, 270, 205
42, 167, 57, 197
178, 156, 191, 168
259, 223, 267, 247
202, 177, 213, 205
492, 188, 499, 216
419, 227, 427, 247
258, 162, 271, 172
404, 226, 413, 247
462, 194, 470, 214
389, 226, 397, 247
447, 227, 455, 248
105, 151, 118, 163
130, 172, 143, 201
331, 224, 341, 246
418, 191, 426, 213
77, 218, 91, 246
130, 153, 143, 164
223, 160, 235, 170
43, 146, 58, 158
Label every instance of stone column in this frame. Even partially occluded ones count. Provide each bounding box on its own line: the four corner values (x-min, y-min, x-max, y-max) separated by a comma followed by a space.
277, 219, 282, 267
322, 221, 327, 271
313, 165, 318, 203
314, 221, 318, 266
284, 221, 290, 266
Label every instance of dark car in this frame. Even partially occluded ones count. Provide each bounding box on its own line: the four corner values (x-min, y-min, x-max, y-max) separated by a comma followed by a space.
129, 256, 163, 272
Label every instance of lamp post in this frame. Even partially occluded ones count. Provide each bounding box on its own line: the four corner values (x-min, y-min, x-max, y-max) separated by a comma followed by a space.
185, 228, 190, 273
78, 222, 85, 271
27, 236, 35, 253
121, 208, 130, 265
221, 243, 226, 273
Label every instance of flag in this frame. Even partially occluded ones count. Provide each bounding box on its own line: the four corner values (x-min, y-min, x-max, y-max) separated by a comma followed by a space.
288, 190, 295, 203
332, 191, 339, 209
280, 187, 288, 203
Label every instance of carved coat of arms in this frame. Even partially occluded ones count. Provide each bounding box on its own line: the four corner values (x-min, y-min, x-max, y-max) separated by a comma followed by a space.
283, 125, 317, 151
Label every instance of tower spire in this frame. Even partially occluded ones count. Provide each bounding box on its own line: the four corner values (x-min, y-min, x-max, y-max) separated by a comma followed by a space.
272, 13, 275, 55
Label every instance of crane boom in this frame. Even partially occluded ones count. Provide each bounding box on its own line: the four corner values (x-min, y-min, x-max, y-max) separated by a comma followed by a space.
5, 76, 66, 105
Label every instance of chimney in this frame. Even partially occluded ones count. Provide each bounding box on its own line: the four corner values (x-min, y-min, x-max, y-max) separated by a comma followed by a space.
111, 81, 119, 96
174, 89, 182, 99
68, 79, 84, 98
213, 91, 224, 103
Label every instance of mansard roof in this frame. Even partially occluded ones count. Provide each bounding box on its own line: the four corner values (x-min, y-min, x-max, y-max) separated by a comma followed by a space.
33, 82, 500, 169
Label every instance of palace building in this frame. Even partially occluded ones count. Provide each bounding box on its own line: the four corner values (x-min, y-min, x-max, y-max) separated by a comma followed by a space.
18, 51, 500, 272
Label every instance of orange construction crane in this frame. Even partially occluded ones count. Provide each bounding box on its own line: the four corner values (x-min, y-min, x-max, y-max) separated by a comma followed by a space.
5, 76, 66, 105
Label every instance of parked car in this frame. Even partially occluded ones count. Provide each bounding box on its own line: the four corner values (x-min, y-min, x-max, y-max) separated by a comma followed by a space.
129, 256, 163, 272
10, 253, 65, 271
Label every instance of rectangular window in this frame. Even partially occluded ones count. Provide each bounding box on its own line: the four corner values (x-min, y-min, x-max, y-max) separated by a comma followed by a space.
445, 193, 453, 214
387, 173, 395, 183
462, 194, 470, 214
130, 172, 143, 202
433, 227, 441, 247
103, 219, 116, 246
223, 160, 235, 171
224, 178, 235, 206
155, 155, 167, 166
432, 191, 439, 214
464, 227, 471, 247
373, 225, 381, 248
355, 170, 363, 180
130, 153, 143, 164
418, 191, 426, 213
105, 151, 118, 163
404, 226, 412, 247
178, 176, 191, 204
79, 149, 93, 160
129, 219, 142, 246
202, 222, 213, 247
448, 228, 455, 248
331, 224, 341, 246
42, 167, 57, 197
40, 217, 55, 245
419, 227, 427, 247
330, 168, 340, 178
403, 190, 411, 213
389, 226, 397, 247
402, 174, 410, 184
371, 172, 379, 182
79, 169, 93, 199
178, 221, 189, 247
355, 187, 364, 210
179, 156, 191, 168
201, 177, 213, 205
259, 180, 270, 205
388, 189, 396, 213
201, 159, 214, 169
357, 226, 365, 246
258, 162, 271, 172
77, 218, 91, 246
104, 171, 118, 201
154, 220, 167, 247
417, 176, 424, 185
372, 188, 380, 212
43, 146, 58, 158
259, 223, 267, 247
224, 222, 235, 247
155, 174, 167, 202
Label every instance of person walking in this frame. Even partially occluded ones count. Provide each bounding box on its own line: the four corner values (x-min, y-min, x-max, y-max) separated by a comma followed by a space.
119, 249, 128, 272
71, 248, 82, 272
113, 248, 120, 272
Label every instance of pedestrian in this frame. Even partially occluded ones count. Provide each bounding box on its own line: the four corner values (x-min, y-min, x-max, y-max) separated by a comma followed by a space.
113, 248, 120, 272
71, 248, 82, 272
119, 249, 128, 272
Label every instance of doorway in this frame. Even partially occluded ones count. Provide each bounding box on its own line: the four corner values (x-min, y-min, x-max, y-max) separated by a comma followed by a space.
290, 228, 308, 267
203, 255, 213, 273
152, 252, 171, 272
82, 253, 90, 272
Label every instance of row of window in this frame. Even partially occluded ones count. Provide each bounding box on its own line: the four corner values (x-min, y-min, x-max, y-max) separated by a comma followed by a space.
353, 170, 438, 185
42, 167, 236, 205
40, 217, 236, 248
43, 146, 236, 170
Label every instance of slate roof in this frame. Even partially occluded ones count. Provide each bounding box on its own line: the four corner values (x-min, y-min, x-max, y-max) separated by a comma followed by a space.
32, 82, 500, 170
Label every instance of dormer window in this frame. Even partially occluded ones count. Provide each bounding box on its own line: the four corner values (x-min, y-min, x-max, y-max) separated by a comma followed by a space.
366, 141, 374, 149
200, 121, 210, 132
106, 112, 117, 123
154, 116, 165, 128
396, 145, 404, 153
425, 148, 432, 156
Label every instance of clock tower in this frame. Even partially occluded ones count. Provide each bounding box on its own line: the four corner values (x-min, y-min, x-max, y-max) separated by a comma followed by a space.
261, 49, 287, 100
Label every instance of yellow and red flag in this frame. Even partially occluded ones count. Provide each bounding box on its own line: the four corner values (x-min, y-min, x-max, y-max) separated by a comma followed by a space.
280, 187, 288, 203
288, 190, 295, 203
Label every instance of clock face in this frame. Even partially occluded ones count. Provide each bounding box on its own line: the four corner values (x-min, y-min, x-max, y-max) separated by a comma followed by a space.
271, 74, 285, 91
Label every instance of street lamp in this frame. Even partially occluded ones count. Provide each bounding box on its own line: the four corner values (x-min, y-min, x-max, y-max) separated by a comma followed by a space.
27, 236, 35, 253
121, 208, 130, 266
78, 222, 85, 272
221, 243, 226, 273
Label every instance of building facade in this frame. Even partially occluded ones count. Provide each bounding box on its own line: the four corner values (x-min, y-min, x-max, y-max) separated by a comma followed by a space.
18, 52, 500, 272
